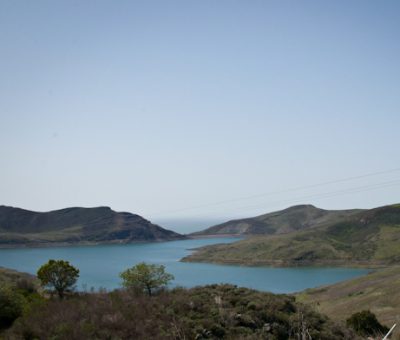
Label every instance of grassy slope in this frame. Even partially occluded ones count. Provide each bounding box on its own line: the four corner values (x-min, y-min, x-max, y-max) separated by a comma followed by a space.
0, 267, 37, 286
0, 267, 35, 283
296, 266, 400, 337
183, 204, 400, 266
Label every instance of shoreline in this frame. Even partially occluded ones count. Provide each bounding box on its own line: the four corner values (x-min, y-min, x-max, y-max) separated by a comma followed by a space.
181, 255, 388, 269
0, 237, 188, 250
0, 235, 240, 250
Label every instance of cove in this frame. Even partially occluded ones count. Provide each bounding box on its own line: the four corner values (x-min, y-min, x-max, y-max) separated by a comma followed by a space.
0, 237, 370, 293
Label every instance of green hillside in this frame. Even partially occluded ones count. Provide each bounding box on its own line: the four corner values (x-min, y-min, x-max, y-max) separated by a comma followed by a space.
0, 206, 185, 247
184, 204, 400, 266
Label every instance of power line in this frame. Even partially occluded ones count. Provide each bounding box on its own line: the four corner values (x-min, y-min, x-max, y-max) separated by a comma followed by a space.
166, 178, 400, 220
148, 167, 400, 216
230, 178, 400, 215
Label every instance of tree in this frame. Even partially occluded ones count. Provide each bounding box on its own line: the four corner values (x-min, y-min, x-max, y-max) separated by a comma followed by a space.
120, 262, 174, 296
346, 310, 389, 337
37, 260, 79, 299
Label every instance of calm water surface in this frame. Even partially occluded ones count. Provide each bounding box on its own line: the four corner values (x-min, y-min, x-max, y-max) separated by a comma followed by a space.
0, 237, 370, 293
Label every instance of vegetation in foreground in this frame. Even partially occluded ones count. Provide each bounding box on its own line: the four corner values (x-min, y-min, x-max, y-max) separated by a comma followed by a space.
2, 284, 358, 340
36, 259, 80, 299
0, 263, 365, 340
120, 262, 174, 296
184, 204, 400, 267
0, 268, 40, 330
346, 310, 389, 338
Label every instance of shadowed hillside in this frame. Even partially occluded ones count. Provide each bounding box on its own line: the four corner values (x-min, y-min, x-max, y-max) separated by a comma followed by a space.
0, 206, 185, 247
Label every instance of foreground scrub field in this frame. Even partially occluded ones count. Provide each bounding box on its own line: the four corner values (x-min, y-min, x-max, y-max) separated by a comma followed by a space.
2, 283, 357, 340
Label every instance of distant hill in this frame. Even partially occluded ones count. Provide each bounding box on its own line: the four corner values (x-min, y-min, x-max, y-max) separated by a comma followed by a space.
191, 204, 363, 236
0, 206, 185, 247
184, 204, 400, 266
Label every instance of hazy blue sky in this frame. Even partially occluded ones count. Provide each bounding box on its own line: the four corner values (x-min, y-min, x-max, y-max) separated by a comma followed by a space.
1, 1, 399, 227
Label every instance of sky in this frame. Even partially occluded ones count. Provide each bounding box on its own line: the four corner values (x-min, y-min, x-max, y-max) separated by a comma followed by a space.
0, 0, 399, 231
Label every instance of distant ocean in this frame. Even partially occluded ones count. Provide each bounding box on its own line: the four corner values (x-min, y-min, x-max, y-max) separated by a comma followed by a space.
151, 218, 226, 234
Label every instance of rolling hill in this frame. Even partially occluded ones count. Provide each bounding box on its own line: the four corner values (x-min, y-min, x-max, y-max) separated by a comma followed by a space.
184, 204, 400, 267
191, 204, 363, 236
0, 205, 185, 247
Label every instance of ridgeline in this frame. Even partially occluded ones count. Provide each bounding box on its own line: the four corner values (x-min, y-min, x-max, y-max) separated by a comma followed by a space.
0, 206, 185, 247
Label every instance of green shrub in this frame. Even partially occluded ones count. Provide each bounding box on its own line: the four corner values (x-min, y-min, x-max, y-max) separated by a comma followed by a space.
346, 310, 389, 337
0, 284, 26, 329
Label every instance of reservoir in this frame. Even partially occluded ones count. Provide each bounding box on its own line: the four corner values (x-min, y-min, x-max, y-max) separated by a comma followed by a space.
0, 237, 369, 293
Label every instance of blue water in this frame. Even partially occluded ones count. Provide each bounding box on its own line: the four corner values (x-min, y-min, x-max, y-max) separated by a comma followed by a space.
0, 237, 370, 293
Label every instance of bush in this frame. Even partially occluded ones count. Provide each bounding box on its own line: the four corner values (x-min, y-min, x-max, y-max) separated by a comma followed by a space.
0, 284, 26, 329
346, 310, 389, 337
